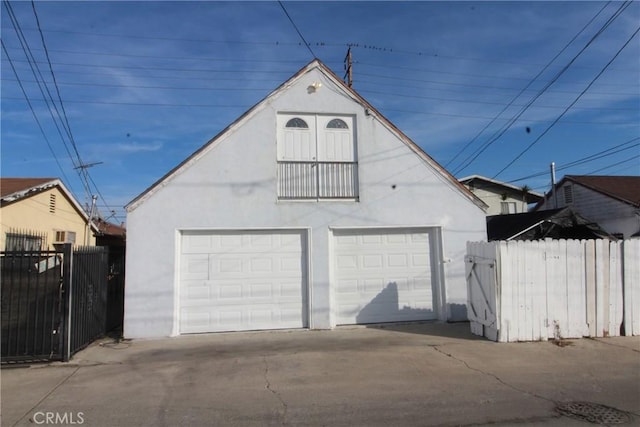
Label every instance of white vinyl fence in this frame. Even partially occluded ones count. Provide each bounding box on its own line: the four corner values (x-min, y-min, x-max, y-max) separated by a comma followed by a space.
466, 239, 640, 342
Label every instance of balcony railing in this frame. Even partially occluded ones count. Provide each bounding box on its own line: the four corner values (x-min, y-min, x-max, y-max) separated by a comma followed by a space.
277, 161, 358, 200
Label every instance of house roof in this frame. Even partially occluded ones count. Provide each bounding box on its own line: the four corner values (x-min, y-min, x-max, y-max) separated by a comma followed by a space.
127, 59, 487, 212
0, 177, 98, 232
458, 174, 543, 203
95, 218, 126, 237
486, 207, 614, 241
564, 175, 640, 207
1, 177, 58, 199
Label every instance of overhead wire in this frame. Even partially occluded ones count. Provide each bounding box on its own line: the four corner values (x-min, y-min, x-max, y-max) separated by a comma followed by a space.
507, 137, 640, 182
444, 1, 611, 171
4, 0, 118, 220
6, 44, 635, 88
17, 25, 633, 73
31, 0, 92, 199
34, 0, 119, 219
3, 0, 91, 198
1, 40, 74, 190
492, 24, 640, 179
586, 155, 640, 175
452, 1, 634, 176
2, 76, 635, 113
277, 1, 317, 59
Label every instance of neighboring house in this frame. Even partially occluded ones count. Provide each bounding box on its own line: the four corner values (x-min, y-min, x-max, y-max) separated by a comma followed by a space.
0, 177, 97, 250
459, 175, 543, 215
534, 175, 640, 239
95, 218, 126, 249
124, 59, 488, 339
486, 207, 614, 241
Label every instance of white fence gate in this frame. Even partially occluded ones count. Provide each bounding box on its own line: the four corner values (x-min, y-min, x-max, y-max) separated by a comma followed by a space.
466, 239, 640, 342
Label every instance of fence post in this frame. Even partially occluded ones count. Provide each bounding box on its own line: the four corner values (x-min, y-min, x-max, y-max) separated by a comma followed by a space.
61, 243, 73, 362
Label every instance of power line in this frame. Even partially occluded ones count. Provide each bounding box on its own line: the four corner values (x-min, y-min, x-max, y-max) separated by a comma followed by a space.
3, 0, 89, 198
3, 76, 636, 114
378, 106, 633, 126
16, 25, 635, 73
8, 43, 634, 88
4, 55, 633, 96
586, 155, 640, 175
357, 88, 637, 112
4, 58, 298, 75
5, 95, 634, 126
353, 75, 634, 97
354, 59, 638, 82
451, 1, 634, 176
31, 0, 90, 196
5, 0, 115, 218
278, 1, 316, 59
493, 24, 640, 179
1, 40, 74, 192
445, 1, 611, 171
507, 137, 640, 182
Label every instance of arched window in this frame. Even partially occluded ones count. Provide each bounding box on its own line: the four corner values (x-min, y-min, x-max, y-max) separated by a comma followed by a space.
326, 119, 348, 129
285, 118, 309, 128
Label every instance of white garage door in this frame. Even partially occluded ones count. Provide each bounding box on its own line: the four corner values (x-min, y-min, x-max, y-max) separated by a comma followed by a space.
333, 228, 438, 325
179, 230, 307, 333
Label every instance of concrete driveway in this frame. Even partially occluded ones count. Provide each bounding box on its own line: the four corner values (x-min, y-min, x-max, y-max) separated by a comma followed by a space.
2, 322, 639, 426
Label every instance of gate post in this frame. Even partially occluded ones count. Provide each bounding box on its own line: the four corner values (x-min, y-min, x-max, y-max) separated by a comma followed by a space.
61, 243, 73, 362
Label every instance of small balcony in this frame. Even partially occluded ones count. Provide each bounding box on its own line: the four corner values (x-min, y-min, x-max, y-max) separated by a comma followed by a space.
277, 161, 359, 200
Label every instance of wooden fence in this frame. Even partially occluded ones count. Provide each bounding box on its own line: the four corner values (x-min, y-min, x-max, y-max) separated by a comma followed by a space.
466, 239, 640, 342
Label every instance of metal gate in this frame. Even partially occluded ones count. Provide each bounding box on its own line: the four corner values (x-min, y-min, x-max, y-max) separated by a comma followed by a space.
69, 246, 108, 356
1, 244, 110, 364
1, 250, 64, 363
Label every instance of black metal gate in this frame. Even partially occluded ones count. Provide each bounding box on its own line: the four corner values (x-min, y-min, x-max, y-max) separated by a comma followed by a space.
69, 246, 108, 356
1, 244, 110, 364
1, 251, 64, 363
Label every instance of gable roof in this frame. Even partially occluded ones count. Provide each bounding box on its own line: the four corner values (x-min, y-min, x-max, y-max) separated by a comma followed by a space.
127, 59, 487, 212
0, 177, 97, 231
458, 174, 543, 203
564, 175, 640, 207
1, 177, 58, 199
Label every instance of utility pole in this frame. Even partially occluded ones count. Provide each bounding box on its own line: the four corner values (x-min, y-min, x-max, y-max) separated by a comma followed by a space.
74, 161, 103, 245
74, 161, 103, 209
343, 47, 353, 88
550, 162, 558, 209
85, 195, 97, 246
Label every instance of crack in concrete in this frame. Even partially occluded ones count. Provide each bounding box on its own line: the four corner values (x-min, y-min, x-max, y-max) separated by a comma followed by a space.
262, 355, 288, 426
589, 337, 640, 354
430, 345, 557, 405
12, 366, 81, 427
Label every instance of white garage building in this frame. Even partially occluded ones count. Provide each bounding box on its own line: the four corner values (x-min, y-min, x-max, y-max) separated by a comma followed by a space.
124, 60, 487, 338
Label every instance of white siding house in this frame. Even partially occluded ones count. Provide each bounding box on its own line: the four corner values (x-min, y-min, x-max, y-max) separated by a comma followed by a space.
535, 175, 640, 239
124, 60, 487, 338
459, 175, 543, 216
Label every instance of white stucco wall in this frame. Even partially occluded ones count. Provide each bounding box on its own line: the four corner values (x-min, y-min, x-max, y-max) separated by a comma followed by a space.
124, 66, 486, 338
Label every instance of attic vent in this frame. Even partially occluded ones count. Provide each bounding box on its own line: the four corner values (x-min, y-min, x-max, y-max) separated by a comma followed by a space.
49, 193, 56, 213
564, 186, 573, 204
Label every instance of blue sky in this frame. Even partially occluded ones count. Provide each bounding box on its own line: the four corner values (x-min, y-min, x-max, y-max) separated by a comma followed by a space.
2, 1, 639, 224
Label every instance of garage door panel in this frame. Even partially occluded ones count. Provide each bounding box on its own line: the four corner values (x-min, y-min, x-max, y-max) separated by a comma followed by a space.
182, 234, 214, 253
180, 230, 307, 334
333, 228, 438, 325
